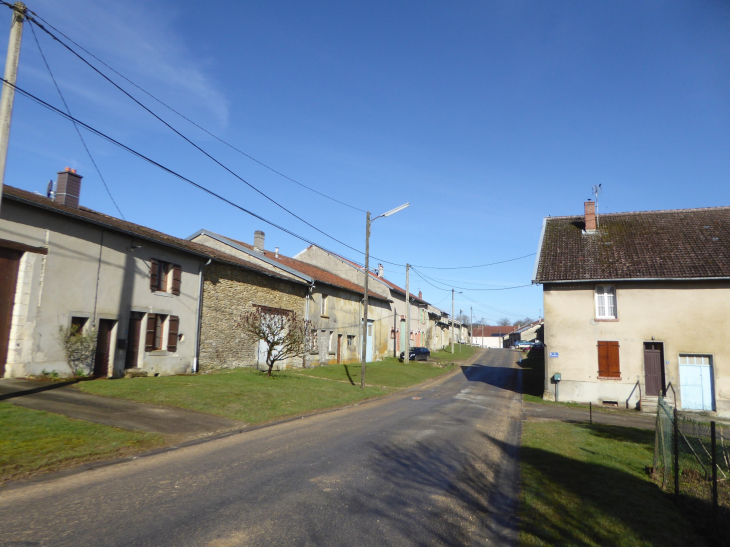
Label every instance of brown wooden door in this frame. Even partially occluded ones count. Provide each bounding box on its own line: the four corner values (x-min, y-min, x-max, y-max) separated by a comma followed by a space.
644, 347, 663, 396
337, 334, 342, 363
94, 319, 115, 377
0, 248, 21, 376
125, 313, 143, 369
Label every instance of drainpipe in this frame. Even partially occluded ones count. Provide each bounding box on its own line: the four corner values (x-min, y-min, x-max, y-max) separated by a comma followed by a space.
194, 258, 212, 373
303, 281, 314, 368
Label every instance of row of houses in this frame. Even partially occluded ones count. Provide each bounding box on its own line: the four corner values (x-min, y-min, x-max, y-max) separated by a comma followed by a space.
0, 169, 470, 379
533, 199, 730, 418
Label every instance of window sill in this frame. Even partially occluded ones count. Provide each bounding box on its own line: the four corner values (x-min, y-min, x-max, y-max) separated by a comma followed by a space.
153, 291, 173, 298
149, 350, 169, 356
328, 351, 336, 355
594, 318, 618, 322
597, 376, 622, 381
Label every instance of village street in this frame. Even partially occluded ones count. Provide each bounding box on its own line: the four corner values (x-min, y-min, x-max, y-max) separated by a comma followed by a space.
0, 349, 522, 547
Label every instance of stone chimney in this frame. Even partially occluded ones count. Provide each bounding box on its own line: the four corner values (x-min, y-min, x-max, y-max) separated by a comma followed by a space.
254, 230, 265, 252
54, 168, 82, 208
584, 200, 596, 231
377, 264, 384, 278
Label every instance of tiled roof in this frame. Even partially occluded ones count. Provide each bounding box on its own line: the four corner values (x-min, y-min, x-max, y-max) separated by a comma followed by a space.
534, 206, 730, 282
472, 325, 516, 337
2, 185, 306, 285
370, 272, 428, 305
202, 233, 388, 301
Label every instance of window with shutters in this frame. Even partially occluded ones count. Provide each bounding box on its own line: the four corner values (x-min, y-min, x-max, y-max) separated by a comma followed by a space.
597, 341, 621, 378
150, 259, 182, 295
595, 285, 617, 319
144, 313, 179, 352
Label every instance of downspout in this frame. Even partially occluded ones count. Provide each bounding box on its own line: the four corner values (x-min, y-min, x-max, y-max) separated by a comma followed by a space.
303, 281, 314, 368
194, 258, 212, 373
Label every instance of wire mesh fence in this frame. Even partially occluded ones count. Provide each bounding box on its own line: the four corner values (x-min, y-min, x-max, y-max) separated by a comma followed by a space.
654, 395, 730, 541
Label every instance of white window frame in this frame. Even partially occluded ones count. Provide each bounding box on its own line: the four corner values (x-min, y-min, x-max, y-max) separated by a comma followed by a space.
595, 285, 617, 320
320, 294, 328, 316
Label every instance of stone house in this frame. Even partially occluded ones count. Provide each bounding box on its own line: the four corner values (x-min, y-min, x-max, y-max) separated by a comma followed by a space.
472, 325, 515, 348
189, 230, 392, 366
0, 172, 266, 378
533, 200, 730, 417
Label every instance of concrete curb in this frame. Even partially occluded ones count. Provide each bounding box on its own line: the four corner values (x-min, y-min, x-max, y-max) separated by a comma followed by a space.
1, 350, 488, 492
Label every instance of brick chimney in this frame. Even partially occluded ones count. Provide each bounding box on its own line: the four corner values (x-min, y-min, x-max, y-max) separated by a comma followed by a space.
253, 230, 265, 252
377, 264, 384, 278
54, 168, 82, 208
418, 291, 422, 299
584, 200, 596, 231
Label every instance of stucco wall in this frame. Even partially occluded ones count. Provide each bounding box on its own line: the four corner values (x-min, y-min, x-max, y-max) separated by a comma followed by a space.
1, 200, 205, 378
543, 281, 730, 417
199, 263, 307, 372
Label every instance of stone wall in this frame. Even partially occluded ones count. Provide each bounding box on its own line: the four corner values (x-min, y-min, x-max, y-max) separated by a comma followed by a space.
199, 263, 308, 372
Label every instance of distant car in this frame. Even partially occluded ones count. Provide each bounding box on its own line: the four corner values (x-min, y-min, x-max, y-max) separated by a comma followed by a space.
399, 347, 431, 362
532, 340, 545, 349
512, 340, 534, 350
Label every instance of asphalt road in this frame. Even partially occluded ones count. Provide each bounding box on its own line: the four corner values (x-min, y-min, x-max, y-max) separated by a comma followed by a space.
0, 349, 522, 547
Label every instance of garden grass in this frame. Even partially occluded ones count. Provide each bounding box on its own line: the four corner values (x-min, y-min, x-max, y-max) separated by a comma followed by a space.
519, 420, 707, 546
297, 357, 458, 387
429, 343, 480, 363
0, 402, 164, 484
77, 369, 389, 424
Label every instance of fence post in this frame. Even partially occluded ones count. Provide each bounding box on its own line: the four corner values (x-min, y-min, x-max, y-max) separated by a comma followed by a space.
674, 407, 679, 504
711, 421, 718, 522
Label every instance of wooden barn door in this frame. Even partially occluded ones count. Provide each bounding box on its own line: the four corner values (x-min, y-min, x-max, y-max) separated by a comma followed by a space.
0, 248, 21, 376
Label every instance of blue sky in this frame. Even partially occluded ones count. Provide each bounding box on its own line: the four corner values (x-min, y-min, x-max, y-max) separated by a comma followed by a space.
3, 0, 729, 324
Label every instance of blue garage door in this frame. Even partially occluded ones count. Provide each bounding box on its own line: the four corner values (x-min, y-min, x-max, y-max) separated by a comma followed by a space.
679, 354, 714, 411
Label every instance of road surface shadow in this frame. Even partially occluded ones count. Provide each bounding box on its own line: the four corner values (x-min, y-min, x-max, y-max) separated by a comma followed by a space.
460, 365, 521, 395
0, 380, 80, 401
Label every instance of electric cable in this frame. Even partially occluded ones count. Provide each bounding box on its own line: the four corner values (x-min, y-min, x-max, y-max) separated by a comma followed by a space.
411, 253, 535, 270
411, 265, 533, 292
22, 5, 367, 213
28, 19, 125, 219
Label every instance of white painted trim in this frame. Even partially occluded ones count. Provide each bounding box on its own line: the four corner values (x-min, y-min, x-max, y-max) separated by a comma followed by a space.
532, 217, 546, 283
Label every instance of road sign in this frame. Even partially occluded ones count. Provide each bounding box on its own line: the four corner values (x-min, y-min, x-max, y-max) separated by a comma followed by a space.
549, 352, 559, 358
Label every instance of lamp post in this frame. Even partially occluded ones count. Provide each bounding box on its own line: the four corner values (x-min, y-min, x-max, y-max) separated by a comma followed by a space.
361, 202, 409, 388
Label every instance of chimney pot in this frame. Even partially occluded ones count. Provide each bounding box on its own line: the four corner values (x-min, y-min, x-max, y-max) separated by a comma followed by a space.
377, 263, 384, 278
584, 200, 597, 231
54, 168, 83, 208
254, 230, 265, 252
275, 247, 279, 258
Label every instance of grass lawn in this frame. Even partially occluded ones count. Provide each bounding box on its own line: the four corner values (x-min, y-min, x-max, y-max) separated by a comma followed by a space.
297, 357, 458, 387
429, 343, 480, 363
78, 368, 392, 424
0, 402, 164, 484
519, 420, 707, 546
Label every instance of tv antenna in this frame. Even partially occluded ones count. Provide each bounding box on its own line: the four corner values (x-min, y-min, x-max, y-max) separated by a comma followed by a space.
592, 184, 602, 226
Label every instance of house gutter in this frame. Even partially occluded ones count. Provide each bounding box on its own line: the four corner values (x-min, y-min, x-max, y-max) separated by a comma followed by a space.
539, 276, 730, 284
194, 258, 212, 373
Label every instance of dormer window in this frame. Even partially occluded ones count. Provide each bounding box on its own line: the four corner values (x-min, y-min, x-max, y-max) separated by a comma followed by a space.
595, 285, 617, 319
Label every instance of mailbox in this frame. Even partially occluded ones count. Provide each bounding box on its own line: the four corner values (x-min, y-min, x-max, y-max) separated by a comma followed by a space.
553, 373, 561, 382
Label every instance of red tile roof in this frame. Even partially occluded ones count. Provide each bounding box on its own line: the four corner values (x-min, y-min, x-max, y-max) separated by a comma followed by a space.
2, 185, 305, 284
472, 325, 516, 337
535, 206, 730, 282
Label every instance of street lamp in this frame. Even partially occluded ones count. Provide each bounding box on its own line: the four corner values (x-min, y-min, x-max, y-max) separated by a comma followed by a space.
361, 202, 409, 388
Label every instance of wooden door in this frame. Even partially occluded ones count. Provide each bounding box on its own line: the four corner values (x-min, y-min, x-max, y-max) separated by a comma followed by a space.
94, 319, 115, 377
644, 345, 663, 397
0, 248, 21, 376
125, 313, 143, 369
337, 334, 342, 363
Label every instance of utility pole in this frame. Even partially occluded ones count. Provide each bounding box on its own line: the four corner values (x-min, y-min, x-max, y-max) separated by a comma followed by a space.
470, 306, 473, 346
459, 309, 462, 353
405, 263, 410, 363
0, 2, 25, 215
451, 288, 454, 354
360, 211, 370, 388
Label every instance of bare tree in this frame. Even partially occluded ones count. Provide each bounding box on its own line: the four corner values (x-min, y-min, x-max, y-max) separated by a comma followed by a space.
513, 317, 535, 328
238, 307, 307, 377
496, 318, 511, 327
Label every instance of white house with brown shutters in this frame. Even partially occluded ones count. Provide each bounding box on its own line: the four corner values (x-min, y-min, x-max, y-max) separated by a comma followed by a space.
0, 170, 278, 378
533, 200, 730, 417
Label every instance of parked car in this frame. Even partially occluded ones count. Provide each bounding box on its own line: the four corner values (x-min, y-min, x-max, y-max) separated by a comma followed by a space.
512, 340, 534, 350
399, 347, 431, 362
532, 340, 544, 349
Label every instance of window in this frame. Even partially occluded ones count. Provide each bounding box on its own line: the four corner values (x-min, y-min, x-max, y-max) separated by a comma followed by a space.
145, 313, 180, 351
328, 331, 334, 352
150, 259, 181, 295
308, 329, 318, 353
70, 316, 88, 336
320, 294, 328, 316
595, 285, 617, 319
347, 335, 355, 347
597, 341, 620, 378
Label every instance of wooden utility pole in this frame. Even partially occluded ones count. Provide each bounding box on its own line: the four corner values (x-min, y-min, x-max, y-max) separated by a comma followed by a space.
451, 288, 454, 354
470, 306, 473, 346
360, 211, 370, 388
0, 2, 25, 215
459, 309, 462, 353
405, 263, 410, 363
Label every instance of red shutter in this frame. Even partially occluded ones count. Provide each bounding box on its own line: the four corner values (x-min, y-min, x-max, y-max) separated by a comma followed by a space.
150, 259, 159, 292
167, 316, 179, 352
171, 265, 182, 296
145, 314, 156, 351
597, 341, 620, 378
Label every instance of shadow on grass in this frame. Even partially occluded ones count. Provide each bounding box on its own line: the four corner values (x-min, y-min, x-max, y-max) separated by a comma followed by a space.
575, 422, 655, 446
343, 365, 355, 386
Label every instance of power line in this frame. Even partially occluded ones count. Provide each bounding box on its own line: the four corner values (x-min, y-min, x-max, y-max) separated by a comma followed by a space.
411, 265, 533, 292
20, 5, 367, 213
23, 12, 379, 264
27, 19, 125, 219
411, 253, 535, 270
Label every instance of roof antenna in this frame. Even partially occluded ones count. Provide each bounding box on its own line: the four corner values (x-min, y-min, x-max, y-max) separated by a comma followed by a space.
592, 184, 602, 227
